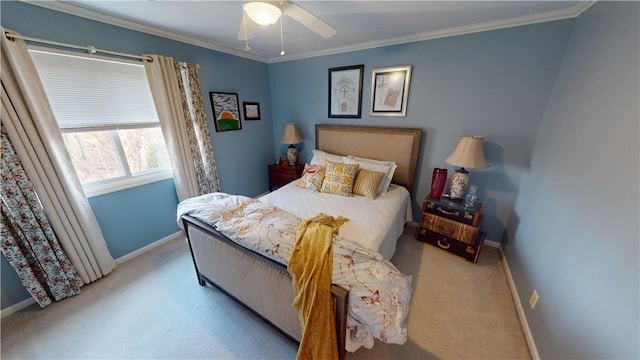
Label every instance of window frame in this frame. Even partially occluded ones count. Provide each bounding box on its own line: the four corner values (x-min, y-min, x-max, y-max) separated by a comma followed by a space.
61, 126, 173, 198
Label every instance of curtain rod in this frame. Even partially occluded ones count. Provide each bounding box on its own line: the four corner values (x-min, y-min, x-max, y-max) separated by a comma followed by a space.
4, 31, 153, 62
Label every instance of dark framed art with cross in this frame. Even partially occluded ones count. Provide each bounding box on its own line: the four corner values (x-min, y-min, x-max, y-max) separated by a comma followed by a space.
328, 64, 364, 118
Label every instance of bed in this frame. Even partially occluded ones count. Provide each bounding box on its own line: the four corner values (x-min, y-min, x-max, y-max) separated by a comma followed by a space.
179, 124, 422, 359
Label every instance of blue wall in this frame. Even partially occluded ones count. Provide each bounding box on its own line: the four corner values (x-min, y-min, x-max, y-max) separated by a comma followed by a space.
507, 2, 639, 358
269, 20, 574, 243
87, 179, 180, 259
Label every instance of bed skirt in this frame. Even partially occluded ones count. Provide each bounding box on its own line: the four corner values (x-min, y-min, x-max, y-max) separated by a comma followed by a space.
181, 215, 348, 360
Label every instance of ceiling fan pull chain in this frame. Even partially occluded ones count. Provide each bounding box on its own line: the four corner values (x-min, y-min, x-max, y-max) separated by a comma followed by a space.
280, 15, 285, 56
243, 10, 251, 51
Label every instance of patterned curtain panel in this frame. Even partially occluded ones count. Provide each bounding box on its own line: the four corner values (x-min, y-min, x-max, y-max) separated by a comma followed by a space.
175, 62, 221, 194
1, 27, 115, 283
1, 126, 83, 307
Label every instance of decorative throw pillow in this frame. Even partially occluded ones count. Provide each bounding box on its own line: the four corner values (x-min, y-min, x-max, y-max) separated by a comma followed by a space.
320, 160, 359, 197
352, 169, 385, 199
297, 164, 325, 191
343, 157, 397, 195
310, 149, 344, 166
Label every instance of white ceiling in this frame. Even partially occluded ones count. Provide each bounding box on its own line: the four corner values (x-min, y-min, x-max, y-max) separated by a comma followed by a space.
27, 1, 593, 63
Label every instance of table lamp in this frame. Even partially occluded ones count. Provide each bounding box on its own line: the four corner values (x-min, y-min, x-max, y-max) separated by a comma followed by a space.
445, 135, 489, 201
280, 123, 303, 166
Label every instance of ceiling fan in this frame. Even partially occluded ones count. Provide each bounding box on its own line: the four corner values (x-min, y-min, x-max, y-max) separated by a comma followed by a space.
237, 1, 337, 43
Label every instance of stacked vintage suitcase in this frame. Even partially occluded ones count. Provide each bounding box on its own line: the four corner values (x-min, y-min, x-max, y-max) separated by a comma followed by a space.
415, 193, 485, 263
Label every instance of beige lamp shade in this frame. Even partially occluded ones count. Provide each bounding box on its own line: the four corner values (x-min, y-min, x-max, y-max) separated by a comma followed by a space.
243, 2, 282, 25
280, 123, 303, 145
280, 123, 303, 166
445, 136, 490, 169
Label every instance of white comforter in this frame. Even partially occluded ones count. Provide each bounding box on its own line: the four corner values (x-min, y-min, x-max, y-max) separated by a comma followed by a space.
177, 193, 413, 352
260, 181, 413, 259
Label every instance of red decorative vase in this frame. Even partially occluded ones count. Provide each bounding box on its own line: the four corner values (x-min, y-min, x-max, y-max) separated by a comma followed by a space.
430, 168, 447, 199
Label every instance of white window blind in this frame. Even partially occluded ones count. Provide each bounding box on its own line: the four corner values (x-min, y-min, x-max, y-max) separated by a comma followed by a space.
29, 49, 159, 130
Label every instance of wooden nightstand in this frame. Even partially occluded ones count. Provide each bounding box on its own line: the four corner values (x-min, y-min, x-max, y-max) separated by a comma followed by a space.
415, 193, 485, 263
268, 163, 304, 191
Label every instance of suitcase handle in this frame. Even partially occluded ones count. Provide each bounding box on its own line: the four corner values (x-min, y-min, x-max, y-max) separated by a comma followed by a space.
437, 239, 451, 249
437, 207, 459, 216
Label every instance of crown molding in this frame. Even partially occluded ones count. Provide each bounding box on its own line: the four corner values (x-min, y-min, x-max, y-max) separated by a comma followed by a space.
23, 0, 595, 64
270, 1, 597, 63
22, 0, 269, 63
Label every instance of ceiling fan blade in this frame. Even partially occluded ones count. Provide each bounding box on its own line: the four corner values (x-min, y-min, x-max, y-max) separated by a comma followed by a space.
283, 2, 337, 38
237, 16, 257, 41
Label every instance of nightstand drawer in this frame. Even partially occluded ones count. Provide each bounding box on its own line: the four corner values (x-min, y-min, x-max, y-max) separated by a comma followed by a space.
271, 170, 295, 187
268, 164, 304, 191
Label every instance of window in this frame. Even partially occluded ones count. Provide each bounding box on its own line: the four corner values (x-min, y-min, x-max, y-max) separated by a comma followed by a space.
29, 48, 172, 197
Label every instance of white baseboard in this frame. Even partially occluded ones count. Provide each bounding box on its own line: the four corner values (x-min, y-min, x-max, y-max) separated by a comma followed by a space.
1, 231, 184, 318
497, 245, 540, 360
1, 297, 37, 319
255, 191, 270, 198
115, 230, 183, 265
484, 238, 501, 248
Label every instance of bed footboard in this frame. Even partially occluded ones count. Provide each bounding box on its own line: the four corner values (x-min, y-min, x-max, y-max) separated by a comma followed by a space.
182, 215, 348, 360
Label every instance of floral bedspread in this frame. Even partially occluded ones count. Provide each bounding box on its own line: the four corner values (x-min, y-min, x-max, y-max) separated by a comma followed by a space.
177, 193, 413, 352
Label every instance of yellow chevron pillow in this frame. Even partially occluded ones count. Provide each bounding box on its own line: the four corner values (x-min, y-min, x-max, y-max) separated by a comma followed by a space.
320, 160, 359, 196
352, 169, 386, 199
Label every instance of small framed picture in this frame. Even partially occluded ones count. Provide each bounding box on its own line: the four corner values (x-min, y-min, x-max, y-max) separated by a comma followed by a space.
210, 92, 242, 131
328, 64, 364, 118
243, 102, 261, 120
370, 65, 412, 117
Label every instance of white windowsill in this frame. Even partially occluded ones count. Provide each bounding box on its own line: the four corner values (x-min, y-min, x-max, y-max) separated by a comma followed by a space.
84, 170, 173, 198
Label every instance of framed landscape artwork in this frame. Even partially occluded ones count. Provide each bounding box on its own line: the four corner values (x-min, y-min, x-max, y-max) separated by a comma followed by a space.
210, 91, 242, 131
370, 65, 412, 117
328, 64, 364, 118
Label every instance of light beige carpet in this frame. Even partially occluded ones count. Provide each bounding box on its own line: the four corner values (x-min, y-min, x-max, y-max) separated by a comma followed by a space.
1, 224, 530, 359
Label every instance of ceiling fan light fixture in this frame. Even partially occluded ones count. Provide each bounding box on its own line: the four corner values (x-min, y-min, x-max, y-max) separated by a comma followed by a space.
243, 2, 282, 26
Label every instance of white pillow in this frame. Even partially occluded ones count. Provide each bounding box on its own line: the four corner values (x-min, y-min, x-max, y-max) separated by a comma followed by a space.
310, 149, 344, 166
343, 157, 397, 194
347, 155, 396, 167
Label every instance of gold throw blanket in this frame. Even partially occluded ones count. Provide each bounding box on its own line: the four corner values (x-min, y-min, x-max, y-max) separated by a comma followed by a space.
288, 213, 348, 360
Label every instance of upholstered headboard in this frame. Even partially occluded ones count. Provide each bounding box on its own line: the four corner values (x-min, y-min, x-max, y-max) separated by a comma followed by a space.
315, 124, 422, 194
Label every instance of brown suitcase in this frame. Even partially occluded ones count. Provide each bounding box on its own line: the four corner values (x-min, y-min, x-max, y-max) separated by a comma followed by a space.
419, 213, 479, 245
415, 227, 485, 263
